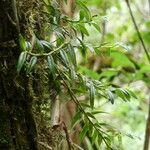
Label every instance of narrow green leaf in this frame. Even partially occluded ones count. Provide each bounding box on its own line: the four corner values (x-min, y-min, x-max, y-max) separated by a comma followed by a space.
128, 90, 137, 99
86, 112, 96, 119
47, 55, 56, 78
17, 51, 27, 73
68, 44, 77, 67
97, 122, 109, 127
26, 42, 31, 50
78, 38, 87, 57
35, 38, 44, 52
60, 49, 70, 67
79, 10, 85, 21
76, 0, 91, 21
19, 34, 27, 51
116, 42, 131, 51
89, 82, 95, 109
120, 89, 131, 101
98, 135, 103, 147
71, 111, 82, 128
26, 56, 37, 74
91, 110, 108, 115
70, 67, 76, 84
80, 102, 91, 108
116, 88, 131, 101
92, 130, 98, 145
40, 40, 53, 51
115, 89, 125, 100
76, 24, 89, 36
108, 91, 114, 104
88, 123, 93, 137
76, 0, 90, 14
126, 133, 134, 139
92, 22, 101, 32
80, 123, 89, 141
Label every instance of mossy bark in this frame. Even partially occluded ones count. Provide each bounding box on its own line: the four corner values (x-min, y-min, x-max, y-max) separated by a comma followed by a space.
0, 0, 38, 149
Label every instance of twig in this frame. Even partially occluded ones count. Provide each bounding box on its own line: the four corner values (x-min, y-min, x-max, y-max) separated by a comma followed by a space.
125, 0, 150, 63
38, 141, 52, 150
72, 143, 84, 150
125, 1, 150, 149
57, 69, 112, 149
7, 13, 16, 27
149, 0, 150, 14
27, 41, 69, 57
30, 34, 36, 53
62, 121, 72, 150
11, 0, 20, 33
144, 97, 150, 150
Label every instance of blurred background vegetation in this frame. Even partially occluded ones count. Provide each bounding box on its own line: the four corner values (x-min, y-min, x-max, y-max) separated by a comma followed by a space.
3, 0, 150, 149
78, 0, 150, 149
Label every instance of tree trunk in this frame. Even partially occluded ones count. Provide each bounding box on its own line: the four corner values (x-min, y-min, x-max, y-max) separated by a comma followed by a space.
0, 1, 38, 149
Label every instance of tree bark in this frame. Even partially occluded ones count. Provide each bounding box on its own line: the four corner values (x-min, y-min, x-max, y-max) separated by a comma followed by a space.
0, 0, 38, 149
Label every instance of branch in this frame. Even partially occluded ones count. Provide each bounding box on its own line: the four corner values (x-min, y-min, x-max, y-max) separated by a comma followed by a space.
125, 0, 150, 63
57, 69, 112, 149
27, 41, 69, 57
62, 121, 72, 150
125, 1, 150, 149
11, 0, 20, 33
144, 97, 150, 150
38, 141, 52, 150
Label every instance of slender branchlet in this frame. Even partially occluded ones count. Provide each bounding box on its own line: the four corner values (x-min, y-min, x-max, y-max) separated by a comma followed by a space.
11, 0, 20, 33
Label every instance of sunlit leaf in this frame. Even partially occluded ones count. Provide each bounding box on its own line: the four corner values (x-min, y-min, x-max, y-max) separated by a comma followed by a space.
80, 123, 89, 141
79, 10, 85, 21
86, 112, 96, 119
108, 91, 114, 104
98, 135, 103, 147
115, 89, 125, 100
115, 88, 131, 101
120, 89, 130, 101
92, 22, 101, 32
19, 34, 27, 51
128, 90, 137, 99
91, 110, 108, 115
110, 51, 135, 68
76, 24, 89, 36
92, 129, 98, 145
76, 0, 91, 21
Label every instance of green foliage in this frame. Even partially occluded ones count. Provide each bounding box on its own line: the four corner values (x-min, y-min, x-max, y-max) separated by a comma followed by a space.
47, 55, 57, 78
17, 51, 27, 73
19, 34, 28, 51
26, 56, 37, 74
16, 0, 149, 149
